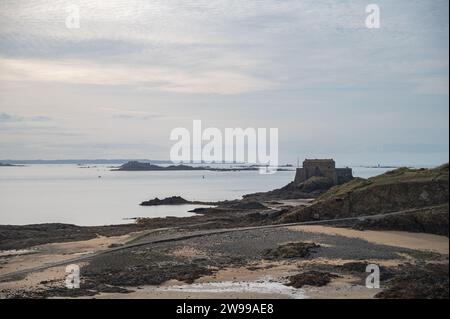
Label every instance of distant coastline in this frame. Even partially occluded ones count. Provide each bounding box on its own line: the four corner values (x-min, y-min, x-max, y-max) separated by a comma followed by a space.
0, 159, 170, 165
0, 162, 24, 167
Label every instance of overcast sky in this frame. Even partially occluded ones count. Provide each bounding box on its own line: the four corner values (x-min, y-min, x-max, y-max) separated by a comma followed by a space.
0, 0, 448, 166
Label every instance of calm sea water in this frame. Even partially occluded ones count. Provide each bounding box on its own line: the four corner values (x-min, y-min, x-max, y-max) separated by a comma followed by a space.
0, 164, 393, 226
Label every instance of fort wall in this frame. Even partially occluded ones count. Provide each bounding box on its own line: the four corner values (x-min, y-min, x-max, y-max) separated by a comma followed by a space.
294, 159, 353, 186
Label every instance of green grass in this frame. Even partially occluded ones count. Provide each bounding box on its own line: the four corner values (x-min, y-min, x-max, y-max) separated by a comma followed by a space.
318, 163, 449, 201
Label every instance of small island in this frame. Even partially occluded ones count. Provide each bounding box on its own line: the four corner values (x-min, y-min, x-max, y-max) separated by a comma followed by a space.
113, 161, 287, 172
140, 196, 194, 206
0, 163, 24, 167
113, 161, 206, 171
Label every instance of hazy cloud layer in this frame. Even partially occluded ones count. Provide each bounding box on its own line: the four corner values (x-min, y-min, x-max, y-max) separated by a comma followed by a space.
0, 0, 448, 164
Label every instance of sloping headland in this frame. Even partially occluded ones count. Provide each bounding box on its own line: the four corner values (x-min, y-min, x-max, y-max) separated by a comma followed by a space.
280, 164, 449, 236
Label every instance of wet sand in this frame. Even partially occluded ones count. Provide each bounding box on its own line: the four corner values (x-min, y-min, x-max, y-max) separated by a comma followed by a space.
288, 226, 449, 254
0, 234, 131, 292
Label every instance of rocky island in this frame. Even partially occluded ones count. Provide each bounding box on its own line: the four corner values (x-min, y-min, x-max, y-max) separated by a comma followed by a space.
113, 161, 290, 172
0, 163, 23, 167
113, 161, 206, 171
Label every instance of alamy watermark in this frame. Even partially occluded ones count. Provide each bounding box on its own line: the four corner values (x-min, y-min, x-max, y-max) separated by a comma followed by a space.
64, 4, 378, 30
65, 264, 80, 289
65, 4, 80, 29
170, 120, 279, 174
365, 4, 381, 29
365, 264, 380, 289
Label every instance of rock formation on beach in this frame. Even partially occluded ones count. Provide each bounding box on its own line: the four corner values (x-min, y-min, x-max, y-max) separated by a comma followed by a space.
280, 164, 449, 235
244, 159, 354, 201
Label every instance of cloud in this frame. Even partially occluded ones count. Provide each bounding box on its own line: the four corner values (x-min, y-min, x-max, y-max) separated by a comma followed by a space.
0, 112, 51, 122
382, 143, 449, 154
0, 0, 448, 162
110, 111, 166, 120
0, 58, 275, 94
415, 76, 449, 95
0, 1, 448, 95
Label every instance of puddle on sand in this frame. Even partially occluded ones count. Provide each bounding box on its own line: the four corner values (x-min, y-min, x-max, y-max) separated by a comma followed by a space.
159, 278, 307, 299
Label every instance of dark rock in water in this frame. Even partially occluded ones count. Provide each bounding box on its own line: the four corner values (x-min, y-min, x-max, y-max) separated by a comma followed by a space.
140, 196, 190, 206
115, 161, 205, 171
0, 163, 24, 167
188, 207, 211, 213
140, 196, 268, 210
114, 161, 262, 172
115, 161, 160, 171
263, 242, 320, 260
287, 271, 340, 288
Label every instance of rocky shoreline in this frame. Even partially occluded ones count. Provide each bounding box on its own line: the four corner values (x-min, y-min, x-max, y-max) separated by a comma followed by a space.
1, 223, 448, 299
0, 164, 448, 299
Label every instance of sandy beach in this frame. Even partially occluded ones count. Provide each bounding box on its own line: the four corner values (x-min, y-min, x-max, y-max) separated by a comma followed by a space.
1, 222, 448, 299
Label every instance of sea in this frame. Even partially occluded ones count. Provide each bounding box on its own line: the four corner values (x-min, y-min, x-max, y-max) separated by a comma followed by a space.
0, 164, 404, 226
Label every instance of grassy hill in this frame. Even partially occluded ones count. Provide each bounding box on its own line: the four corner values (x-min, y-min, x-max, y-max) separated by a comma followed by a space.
280, 164, 449, 235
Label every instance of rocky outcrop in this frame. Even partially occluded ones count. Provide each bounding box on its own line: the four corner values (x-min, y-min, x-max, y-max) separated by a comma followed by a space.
280, 164, 449, 235
262, 242, 320, 260
115, 161, 205, 171
376, 263, 449, 299
140, 196, 268, 215
114, 161, 269, 172
244, 176, 337, 201
140, 196, 191, 206
287, 271, 340, 288
352, 204, 449, 236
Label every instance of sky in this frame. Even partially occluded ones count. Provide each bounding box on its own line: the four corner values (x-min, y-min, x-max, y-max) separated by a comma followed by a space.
0, 0, 448, 166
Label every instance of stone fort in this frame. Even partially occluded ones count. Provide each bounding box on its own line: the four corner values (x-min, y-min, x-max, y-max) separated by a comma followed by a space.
294, 159, 353, 185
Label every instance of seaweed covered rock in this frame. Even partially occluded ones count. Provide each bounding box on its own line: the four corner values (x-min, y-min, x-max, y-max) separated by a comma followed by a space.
287, 271, 340, 288
263, 242, 320, 260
